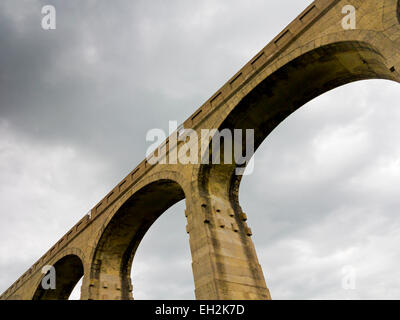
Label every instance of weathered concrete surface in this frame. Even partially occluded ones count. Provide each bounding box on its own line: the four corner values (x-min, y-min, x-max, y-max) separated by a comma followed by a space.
1, 0, 399, 300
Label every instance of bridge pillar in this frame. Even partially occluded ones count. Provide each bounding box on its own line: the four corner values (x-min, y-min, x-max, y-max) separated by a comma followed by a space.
81, 273, 134, 300
185, 192, 271, 300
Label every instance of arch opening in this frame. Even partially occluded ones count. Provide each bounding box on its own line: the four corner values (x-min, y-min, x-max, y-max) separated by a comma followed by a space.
238, 79, 400, 298
130, 200, 194, 299
68, 277, 83, 300
90, 178, 186, 300
32, 254, 84, 300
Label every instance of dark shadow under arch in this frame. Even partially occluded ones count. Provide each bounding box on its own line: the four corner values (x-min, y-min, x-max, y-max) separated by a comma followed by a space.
398, 0, 400, 24
32, 254, 84, 300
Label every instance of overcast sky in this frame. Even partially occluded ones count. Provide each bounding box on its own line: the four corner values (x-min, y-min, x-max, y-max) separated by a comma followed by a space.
1, 0, 400, 300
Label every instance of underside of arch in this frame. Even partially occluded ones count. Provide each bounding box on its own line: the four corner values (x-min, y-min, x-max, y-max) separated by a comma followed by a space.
32, 254, 84, 300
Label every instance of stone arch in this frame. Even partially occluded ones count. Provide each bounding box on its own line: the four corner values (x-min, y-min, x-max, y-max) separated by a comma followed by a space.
184, 25, 400, 300
88, 171, 187, 300
195, 38, 399, 203
32, 249, 85, 300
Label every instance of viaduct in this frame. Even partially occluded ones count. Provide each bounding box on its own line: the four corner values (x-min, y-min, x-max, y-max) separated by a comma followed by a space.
1, 0, 399, 300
